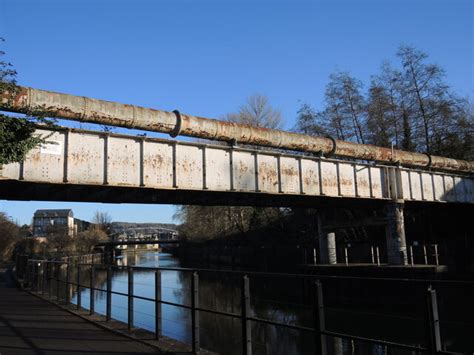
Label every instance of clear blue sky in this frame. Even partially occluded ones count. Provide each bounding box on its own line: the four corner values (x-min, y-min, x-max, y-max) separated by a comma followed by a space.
0, 0, 472, 225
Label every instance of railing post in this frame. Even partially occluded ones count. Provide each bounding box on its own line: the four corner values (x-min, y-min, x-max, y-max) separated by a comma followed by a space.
155, 270, 161, 339
65, 262, 70, 306
90, 266, 95, 315
36, 262, 41, 292
410, 246, 414, 267
426, 286, 442, 354
241, 274, 252, 355
42, 261, 48, 295
191, 271, 200, 353
423, 245, 428, 265
314, 280, 327, 355
376, 247, 381, 266
128, 266, 134, 330
25, 260, 31, 289
371, 246, 375, 264
344, 248, 349, 266
56, 263, 61, 302
434, 244, 439, 266
106, 266, 112, 321
77, 263, 81, 310
49, 262, 53, 299
313, 248, 317, 265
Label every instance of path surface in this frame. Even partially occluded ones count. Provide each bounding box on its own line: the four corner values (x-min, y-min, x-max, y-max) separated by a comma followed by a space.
0, 266, 157, 355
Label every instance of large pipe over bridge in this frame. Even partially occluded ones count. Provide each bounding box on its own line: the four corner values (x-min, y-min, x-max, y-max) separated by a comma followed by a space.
1, 86, 473, 173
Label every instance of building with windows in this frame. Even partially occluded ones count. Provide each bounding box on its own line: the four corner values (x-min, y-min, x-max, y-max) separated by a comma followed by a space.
32, 209, 91, 237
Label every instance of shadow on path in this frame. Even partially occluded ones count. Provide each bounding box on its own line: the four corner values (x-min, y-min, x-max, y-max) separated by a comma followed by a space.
0, 266, 156, 354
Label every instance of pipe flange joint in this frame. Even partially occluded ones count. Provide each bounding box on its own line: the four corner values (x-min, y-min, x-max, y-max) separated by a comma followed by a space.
325, 135, 337, 156
425, 153, 432, 168
170, 110, 182, 138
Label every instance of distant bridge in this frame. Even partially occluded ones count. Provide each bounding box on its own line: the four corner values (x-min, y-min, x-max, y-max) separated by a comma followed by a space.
96, 240, 179, 247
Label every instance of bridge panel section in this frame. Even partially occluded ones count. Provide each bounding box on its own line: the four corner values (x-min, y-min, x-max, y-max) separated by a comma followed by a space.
107, 136, 141, 186
143, 141, 173, 188
205, 148, 231, 191
24, 130, 65, 183
233, 151, 256, 192
68, 132, 105, 185
258, 154, 279, 193
300, 159, 320, 195
176, 145, 203, 189
280, 157, 300, 194
355, 165, 371, 198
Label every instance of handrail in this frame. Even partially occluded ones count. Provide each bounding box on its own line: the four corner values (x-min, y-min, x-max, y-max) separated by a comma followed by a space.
20, 258, 468, 354
26, 258, 474, 284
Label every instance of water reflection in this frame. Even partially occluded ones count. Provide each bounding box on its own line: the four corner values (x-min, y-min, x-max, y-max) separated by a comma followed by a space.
69, 251, 471, 354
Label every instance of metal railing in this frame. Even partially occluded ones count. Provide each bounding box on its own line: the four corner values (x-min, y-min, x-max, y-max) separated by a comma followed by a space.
304, 244, 444, 267
21, 257, 468, 355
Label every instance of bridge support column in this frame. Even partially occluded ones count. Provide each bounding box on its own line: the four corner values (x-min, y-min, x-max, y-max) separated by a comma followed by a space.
317, 213, 337, 265
319, 232, 337, 265
385, 201, 408, 265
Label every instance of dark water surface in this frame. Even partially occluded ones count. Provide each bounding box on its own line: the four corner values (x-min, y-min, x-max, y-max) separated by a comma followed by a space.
70, 252, 474, 354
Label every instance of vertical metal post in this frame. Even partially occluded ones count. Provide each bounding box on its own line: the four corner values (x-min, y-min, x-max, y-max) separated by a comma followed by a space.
155, 270, 162, 339
434, 245, 439, 266
241, 275, 252, 355
25, 260, 30, 289
423, 245, 428, 265
313, 248, 317, 265
56, 263, 61, 302
77, 263, 81, 310
426, 287, 442, 354
65, 262, 70, 306
36, 262, 41, 292
410, 246, 415, 267
376, 247, 381, 266
42, 261, 47, 295
344, 248, 349, 266
191, 272, 200, 353
128, 267, 134, 330
106, 267, 112, 321
371, 246, 375, 264
314, 280, 327, 355
90, 266, 95, 315
49, 262, 53, 299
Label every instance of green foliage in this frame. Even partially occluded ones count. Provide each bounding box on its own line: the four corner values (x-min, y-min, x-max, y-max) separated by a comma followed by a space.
0, 38, 54, 165
0, 115, 45, 164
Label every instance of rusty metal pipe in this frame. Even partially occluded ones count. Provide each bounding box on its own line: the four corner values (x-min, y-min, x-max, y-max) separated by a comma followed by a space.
1, 86, 473, 173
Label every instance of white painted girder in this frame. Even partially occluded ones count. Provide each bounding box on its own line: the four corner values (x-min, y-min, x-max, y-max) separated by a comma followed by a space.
1, 128, 473, 204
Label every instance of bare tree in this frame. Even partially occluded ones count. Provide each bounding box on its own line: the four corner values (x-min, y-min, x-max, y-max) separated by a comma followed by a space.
297, 72, 366, 143
225, 94, 283, 129
0, 212, 20, 261
92, 211, 112, 235
366, 83, 394, 147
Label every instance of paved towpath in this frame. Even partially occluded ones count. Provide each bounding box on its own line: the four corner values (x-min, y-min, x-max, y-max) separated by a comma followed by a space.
0, 265, 157, 355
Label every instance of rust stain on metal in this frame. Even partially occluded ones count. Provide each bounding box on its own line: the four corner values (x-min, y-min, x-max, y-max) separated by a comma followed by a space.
1, 86, 473, 173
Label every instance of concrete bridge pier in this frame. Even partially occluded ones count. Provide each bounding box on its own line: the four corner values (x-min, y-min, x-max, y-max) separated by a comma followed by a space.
385, 201, 408, 265
317, 214, 337, 264
319, 232, 337, 265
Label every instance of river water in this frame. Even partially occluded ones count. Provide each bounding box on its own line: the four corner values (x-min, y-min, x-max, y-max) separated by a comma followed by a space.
70, 251, 473, 354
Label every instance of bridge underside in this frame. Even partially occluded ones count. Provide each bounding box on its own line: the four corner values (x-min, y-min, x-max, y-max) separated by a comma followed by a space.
0, 179, 390, 209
